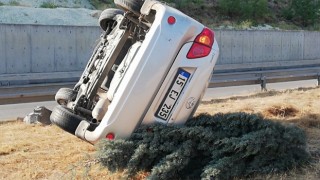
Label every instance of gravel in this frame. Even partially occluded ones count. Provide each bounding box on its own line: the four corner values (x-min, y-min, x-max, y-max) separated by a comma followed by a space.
0, 0, 101, 26
0, 0, 94, 8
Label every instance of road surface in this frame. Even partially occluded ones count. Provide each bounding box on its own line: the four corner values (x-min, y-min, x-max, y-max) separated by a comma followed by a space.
0, 79, 318, 121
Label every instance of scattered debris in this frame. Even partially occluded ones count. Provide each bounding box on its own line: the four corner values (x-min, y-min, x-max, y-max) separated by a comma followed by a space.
265, 105, 299, 118
24, 106, 52, 125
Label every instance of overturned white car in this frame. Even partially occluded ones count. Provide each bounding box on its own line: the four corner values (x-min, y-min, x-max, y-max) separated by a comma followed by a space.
50, 0, 219, 143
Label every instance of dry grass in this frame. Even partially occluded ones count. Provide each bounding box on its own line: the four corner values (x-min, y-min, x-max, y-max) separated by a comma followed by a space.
0, 122, 117, 179
1, 87, 320, 179
199, 87, 320, 123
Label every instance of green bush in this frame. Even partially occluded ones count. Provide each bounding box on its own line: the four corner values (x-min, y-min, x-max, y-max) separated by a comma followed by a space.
8, 0, 20, 6
283, 0, 320, 26
162, 0, 204, 10
218, 0, 269, 20
89, 0, 115, 10
40, 2, 58, 9
97, 112, 310, 179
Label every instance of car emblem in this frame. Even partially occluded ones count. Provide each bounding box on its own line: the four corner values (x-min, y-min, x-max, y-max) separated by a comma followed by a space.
186, 97, 196, 109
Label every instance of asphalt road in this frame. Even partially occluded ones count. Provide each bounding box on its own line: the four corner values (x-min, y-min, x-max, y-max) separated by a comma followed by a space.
0, 79, 318, 122
0, 101, 57, 122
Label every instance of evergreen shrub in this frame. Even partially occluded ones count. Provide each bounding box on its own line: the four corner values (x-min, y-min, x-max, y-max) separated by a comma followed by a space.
40, 2, 58, 8
97, 112, 310, 179
218, 0, 269, 20
162, 0, 204, 9
283, 0, 320, 26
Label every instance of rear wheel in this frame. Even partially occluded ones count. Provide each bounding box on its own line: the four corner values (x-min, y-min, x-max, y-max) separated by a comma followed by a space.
114, 0, 144, 16
50, 105, 83, 134
99, 8, 124, 31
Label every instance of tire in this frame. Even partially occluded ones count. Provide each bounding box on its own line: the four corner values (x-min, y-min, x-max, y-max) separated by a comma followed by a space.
55, 88, 76, 105
114, 0, 144, 16
99, 8, 124, 31
50, 105, 83, 134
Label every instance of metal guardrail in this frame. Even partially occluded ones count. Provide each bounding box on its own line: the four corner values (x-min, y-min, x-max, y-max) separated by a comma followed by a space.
0, 65, 320, 104
209, 65, 320, 91
0, 72, 80, 105
0, 82, 74, 105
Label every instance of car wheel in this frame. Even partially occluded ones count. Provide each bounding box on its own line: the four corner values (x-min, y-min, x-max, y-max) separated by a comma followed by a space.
55, 88, 76, 105
99, 8, 124, 31
114, 0, 144, 16
50, 105, 83, 134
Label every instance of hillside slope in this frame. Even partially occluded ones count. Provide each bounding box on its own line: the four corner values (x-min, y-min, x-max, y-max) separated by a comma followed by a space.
0, 6, 99, 26
0, 0, 319, 29
0, 0, 94, 8
0, 0, 99, 26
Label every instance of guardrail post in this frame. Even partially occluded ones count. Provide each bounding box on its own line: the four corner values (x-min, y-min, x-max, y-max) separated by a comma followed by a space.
260, 76, 267, 91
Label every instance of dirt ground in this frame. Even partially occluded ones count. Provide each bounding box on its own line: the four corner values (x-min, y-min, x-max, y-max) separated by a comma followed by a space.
1, 87, 320, 179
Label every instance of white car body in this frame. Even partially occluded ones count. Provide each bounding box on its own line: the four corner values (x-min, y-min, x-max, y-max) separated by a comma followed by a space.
52, 0, 219, 144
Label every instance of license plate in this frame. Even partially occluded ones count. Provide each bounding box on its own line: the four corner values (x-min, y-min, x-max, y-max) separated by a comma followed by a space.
156, 69, 190, 121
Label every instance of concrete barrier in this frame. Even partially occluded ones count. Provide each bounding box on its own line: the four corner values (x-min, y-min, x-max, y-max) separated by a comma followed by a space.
215, 30, 320, 65
1, 24, 320, 104
0, 24, 320, 84
0, 24, 101, 75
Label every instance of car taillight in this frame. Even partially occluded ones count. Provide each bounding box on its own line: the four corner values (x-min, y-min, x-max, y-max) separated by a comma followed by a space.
167, 16, 176, 25
187, 28, 214, 59
106, 133, 115, 140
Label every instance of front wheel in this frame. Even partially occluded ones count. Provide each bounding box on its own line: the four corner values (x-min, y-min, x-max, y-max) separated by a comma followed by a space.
50, 105, 83, 134
114, 0, 144, 16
